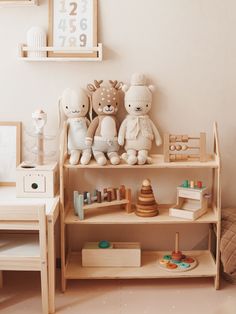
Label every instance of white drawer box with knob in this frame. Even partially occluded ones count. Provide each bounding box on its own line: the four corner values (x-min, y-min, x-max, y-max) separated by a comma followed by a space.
16, 162, 59, 198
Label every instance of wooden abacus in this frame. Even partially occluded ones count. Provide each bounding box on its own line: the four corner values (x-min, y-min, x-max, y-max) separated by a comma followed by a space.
163, 132, 207, 162
74, 185, 132, 220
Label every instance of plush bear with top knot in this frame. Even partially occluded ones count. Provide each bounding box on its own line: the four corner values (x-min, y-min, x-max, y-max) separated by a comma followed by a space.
118, 73, 162, 165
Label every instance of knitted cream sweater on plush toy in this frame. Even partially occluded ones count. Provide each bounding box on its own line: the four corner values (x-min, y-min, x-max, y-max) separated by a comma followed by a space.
118, 73, 162, 165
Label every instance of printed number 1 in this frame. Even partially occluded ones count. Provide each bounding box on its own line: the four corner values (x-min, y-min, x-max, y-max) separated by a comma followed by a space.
59, 0, 66, 13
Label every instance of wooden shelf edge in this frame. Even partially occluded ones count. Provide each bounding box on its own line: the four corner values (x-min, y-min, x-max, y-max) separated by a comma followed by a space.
18, 43, 103, 62
65, 250, 216, 280
64, 205, 218, 225
63, 154, 219, 169
0, 0, 38, 6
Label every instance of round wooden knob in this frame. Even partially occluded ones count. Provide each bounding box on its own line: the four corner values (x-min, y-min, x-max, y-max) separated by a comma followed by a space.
142, 179, 151, 187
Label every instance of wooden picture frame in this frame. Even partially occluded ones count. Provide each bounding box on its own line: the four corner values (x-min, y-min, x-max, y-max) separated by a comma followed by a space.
48, 0, 98, 58
0, 122, 21, 186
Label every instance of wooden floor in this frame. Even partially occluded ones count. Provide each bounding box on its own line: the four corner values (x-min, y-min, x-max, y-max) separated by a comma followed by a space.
0, 271, 236, 314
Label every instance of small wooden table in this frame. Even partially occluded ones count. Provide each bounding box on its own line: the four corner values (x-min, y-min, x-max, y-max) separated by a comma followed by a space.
0, 187, 59, 313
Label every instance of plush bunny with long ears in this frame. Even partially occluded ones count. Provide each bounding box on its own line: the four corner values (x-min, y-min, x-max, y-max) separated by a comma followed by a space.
59, 88, 91, 165
118, 73, 162, 165
86, 80, 123, 166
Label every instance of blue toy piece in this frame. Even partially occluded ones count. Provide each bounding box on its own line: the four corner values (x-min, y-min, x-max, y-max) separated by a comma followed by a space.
163, 255, 172, 261
179, 262, 190, 269
78, 194, 84, 220
74, 192, 84, 220
87, 192, 91, 204
98, 240, 110, 249
73, 191, 79, 215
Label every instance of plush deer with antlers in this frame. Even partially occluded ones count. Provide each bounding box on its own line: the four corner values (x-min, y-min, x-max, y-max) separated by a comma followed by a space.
86, 80, 123, 165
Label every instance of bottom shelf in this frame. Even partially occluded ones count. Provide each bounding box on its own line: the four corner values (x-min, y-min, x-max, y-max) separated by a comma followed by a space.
65, 250, 216, 279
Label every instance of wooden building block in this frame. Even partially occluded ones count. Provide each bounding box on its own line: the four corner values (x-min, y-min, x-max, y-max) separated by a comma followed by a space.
16, 162, 59, 198
82, 242, 141, 267
169, 186, 209, 220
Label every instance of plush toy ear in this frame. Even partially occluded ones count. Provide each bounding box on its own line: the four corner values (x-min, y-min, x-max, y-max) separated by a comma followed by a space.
148, 85, 155, 92
57, 97, 66, 129
122, 84, 129, 92
88, 95, 93, 121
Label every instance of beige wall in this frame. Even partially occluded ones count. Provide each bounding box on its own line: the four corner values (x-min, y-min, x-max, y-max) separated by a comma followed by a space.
0, 0, 234, 249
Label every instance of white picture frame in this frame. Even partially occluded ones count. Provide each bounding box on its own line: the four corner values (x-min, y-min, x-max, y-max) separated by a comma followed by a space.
0, 122, 21, 186
48, 0, 98, 58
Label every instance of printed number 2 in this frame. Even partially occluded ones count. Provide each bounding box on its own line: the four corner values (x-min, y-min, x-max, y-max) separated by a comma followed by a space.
69, 2, 77, 15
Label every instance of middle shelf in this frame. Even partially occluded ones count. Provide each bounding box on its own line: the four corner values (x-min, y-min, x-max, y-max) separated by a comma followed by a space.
65, 205, 218, 225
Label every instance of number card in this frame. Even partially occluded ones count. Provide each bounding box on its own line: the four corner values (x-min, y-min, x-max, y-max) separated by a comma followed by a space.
48, 0, 97, 58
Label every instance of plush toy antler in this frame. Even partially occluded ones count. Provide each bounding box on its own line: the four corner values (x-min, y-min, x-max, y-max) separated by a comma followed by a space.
109, 80, 123, 90
87, 80, 104, 92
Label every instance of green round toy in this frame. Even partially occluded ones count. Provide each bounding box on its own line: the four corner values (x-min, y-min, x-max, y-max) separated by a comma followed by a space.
98, 240, 110, 249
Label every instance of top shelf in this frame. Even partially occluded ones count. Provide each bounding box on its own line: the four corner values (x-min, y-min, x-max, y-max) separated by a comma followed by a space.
64, 153, 219, 169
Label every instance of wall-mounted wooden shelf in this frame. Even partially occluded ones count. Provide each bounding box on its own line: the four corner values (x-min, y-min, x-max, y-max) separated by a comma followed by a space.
0, 0, 38, 6
18, 43, 103, 62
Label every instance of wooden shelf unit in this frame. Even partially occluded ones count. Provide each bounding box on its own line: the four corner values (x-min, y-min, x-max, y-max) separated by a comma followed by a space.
59, 122, 221, 291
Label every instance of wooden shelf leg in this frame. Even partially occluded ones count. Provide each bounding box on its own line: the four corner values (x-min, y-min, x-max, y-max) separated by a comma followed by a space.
215, 275, 220, 290
41, 260, 49, 314
125, 188, 132, 213
0, 271, 3, 288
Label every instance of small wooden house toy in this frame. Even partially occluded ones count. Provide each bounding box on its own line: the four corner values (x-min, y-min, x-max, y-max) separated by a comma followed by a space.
169, 180, 209, 220
16, 162, 59, 198
82, 241, 141, 267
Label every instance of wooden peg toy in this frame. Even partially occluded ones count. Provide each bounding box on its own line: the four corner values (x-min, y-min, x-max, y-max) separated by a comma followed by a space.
159, 232, 198, 272
171, 232, 183, 261
73, 184, 133, 220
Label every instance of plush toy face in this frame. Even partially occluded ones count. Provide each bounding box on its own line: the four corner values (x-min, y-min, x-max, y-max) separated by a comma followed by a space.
61, 88, 89, 119
87, 80, 123, 116
122, 73, 154, 117
125, 101, 152, 116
